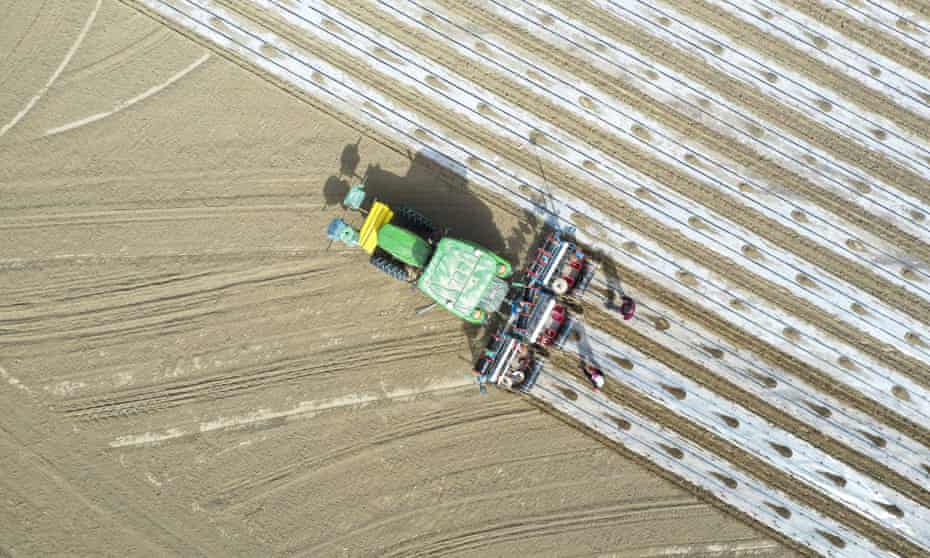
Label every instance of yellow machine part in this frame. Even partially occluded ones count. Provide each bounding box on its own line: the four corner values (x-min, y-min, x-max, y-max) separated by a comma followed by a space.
358, 201, 394, 254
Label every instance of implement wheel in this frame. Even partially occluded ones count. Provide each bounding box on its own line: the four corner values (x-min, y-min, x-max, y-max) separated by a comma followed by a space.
371, 250, 409, 282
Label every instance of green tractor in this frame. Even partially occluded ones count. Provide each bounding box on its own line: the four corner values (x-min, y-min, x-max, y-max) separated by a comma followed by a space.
326, 183, 512, 324
327, 181, 599, 393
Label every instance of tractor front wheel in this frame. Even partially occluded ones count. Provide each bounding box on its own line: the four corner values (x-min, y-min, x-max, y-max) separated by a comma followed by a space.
371, 251, 409, 282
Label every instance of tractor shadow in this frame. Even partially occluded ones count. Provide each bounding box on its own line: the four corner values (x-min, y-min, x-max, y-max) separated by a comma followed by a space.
323, 144, 545, 361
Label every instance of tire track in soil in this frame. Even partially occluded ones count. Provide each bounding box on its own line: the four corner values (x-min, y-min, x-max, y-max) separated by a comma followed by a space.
1, 166, 331, 193
1, 264, 341, 345
577, 298, 930, 509
3, 278, 338, 360
2, 262, 334, 324
523, 393, 823, 558
545, 351, 925, 558
2, 306, 222, 353
213, 401, 534, 512
0, 267, 193, 305
219, 0, 930, 391
0, 205, 316, 230
288, 406, 710, 558
541, 0, 930, 210
377, 500, 711, 558
6, 269, 217, 307
0, 0, 53, 87
0, 409, 177, 556
58, 330, 464, 420
328, 0, 930, 331
780, 0, 930, 80
54, 27, 173, 88
675, 0, 930, 139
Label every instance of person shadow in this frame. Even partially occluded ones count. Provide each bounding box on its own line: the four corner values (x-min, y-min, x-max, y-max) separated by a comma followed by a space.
597, 253, 628, 313
322, 144, 543, 361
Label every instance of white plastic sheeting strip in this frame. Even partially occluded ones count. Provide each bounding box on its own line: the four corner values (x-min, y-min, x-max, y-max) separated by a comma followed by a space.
582, 276, 930, 486
496, 0, 930, 241
724, 0, 930, 119
624, 0, 930, 178
571, 0, 930, 226
563, 324, 930, 550
822, 0, 930, 52
532, 371, 894, 558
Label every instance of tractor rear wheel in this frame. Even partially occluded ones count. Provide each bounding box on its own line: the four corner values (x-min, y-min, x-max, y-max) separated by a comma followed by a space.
371, 250, 409, 282
395, 207, 436, 238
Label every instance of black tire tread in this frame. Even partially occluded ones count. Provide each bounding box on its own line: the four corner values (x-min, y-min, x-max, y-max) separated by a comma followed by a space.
395, 207, 436, 237
370, 250, 408, 282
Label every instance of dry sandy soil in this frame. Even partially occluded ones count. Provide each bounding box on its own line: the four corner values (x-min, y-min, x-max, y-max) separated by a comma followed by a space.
0, 1, 795, 556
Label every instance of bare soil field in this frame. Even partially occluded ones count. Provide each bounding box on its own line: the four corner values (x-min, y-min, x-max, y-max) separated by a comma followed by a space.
4, 0, 930, 556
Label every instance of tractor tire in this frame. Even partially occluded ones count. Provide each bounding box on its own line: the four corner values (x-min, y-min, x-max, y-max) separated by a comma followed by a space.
371, 251, 409, 282
395, 207, 436, 238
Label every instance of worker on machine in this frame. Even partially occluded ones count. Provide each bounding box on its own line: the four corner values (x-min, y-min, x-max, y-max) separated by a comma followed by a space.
516, 342, 531, 363
475, 371, 490, 394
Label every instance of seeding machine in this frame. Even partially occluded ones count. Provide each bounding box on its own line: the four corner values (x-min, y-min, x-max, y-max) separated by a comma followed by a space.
327, 181, 595, 393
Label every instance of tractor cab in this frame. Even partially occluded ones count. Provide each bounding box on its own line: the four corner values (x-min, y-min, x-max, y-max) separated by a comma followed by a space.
417, 237, 512, 324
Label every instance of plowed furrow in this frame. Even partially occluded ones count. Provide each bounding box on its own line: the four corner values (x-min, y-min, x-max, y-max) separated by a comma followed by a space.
578, 300, 930, 509
544, 0, 930, 209
676, 0, 930, 139
584, 263, 930, 448
59, 331, 463, 419
546, 352, 924, 557
212, 402, 531, 511
379, 500, 710, 558
782, 0, 930, 79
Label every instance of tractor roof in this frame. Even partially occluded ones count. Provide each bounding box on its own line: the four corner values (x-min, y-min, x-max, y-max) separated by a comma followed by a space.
418, 238, 503, 322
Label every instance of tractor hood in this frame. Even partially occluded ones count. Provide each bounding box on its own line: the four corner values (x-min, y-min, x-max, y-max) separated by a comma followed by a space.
376, 224, 433, 268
